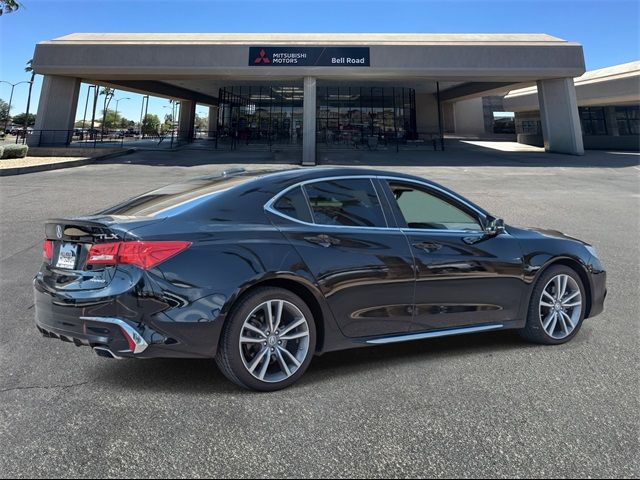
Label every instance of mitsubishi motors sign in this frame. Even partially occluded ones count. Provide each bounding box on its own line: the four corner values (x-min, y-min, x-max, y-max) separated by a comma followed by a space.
249, 47, 370, 67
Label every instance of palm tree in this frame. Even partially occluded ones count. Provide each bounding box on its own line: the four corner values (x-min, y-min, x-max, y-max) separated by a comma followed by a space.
1, 0, 20, 16
23, 59, 35, 136
99, 87, 115, 137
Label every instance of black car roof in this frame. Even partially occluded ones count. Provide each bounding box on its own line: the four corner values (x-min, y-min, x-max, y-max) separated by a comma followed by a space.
98, 166, 490, 220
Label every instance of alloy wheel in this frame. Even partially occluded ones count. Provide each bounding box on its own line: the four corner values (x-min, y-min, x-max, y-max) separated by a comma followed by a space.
239, 299, 310, 383
538, 274, 583, 340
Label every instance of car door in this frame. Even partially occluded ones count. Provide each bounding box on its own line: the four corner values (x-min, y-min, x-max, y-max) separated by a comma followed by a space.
267, 177, 416, 338
379, 178, 526, 332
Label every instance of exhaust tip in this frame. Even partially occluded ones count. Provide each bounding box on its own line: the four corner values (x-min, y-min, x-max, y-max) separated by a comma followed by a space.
93, 347, 121, 360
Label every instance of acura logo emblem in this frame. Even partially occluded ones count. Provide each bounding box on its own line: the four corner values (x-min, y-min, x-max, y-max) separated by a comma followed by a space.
56, 225, 63, 239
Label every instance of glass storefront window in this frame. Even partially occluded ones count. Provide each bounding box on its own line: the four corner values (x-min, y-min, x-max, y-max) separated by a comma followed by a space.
217, 85, 417, 146
579, 107, 607, 136
316, 86, 416, 146
616, 106, 639, 136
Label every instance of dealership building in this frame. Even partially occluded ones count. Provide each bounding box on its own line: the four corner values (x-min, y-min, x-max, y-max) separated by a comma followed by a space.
504, 61, 640, 151
30, 33, 590, 164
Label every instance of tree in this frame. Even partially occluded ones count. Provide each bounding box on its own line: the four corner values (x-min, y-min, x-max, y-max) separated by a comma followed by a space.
11, 112, 36, 127
141, 113, 160, 135
0, 99, 9, 126
101, 109, 123, 130
99, 87, 115, 134
0, 0, 20, 16
24, 59, 36, 131
163, 113, 173, 132
195, 113, 208, 131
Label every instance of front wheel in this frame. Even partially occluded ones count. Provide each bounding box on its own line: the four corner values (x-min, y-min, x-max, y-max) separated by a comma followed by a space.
519, 265, 587, 345
215, 287, 316, 392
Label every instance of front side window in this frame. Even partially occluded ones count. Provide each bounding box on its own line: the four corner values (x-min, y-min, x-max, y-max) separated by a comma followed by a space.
304, 179, 386, 227
388, 182, 482, 231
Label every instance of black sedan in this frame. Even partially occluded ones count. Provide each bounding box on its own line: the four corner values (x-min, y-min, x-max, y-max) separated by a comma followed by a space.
34, 167, 606, 391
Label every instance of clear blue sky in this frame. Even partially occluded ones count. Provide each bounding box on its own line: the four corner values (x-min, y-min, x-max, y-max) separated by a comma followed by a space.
1, 0, 638, 123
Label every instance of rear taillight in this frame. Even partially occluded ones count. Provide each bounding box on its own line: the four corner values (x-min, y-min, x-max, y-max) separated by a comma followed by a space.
43, 240, 53, 260
86, 242, 120, 265
87, 241, 191, 270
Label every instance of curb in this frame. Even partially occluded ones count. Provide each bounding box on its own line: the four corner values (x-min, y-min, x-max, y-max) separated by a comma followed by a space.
0, 148, 137, 176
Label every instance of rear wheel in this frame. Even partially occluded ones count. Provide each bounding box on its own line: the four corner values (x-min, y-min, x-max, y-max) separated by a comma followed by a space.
215, 287, 316, 391
519, 265, 586, 344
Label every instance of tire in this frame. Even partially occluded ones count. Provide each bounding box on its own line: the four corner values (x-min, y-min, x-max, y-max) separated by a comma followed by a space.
519, 265, 587, 345
215, 287, 317, 392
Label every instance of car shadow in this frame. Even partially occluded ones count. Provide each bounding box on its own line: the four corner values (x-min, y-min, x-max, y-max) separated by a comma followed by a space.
94, 330, 534, 394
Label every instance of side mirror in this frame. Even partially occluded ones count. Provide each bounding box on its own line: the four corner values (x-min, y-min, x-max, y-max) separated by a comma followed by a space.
486, 218, 506, 236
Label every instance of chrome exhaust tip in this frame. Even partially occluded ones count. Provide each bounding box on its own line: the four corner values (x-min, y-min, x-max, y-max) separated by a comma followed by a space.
93, 346, 122, 360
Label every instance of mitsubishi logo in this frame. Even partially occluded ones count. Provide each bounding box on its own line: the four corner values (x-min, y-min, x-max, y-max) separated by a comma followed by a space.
254, 49, 270, 64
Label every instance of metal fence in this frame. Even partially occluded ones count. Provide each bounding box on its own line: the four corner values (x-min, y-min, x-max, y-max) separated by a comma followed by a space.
4, 128, 445, 153
7, 129, 187, 150
203, 130, 445, 152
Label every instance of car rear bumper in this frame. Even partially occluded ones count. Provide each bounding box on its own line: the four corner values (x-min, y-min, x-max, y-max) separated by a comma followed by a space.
34, 279, 224, 359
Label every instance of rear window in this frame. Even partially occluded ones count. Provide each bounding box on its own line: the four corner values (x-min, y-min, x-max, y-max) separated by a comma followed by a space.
273, 186, 313, 223
100, 174, 258, 217
304, 179, 387, 227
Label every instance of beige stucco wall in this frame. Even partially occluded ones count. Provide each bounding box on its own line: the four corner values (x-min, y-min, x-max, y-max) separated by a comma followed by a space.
415, 93, 440, 134
453, 97, 485, 135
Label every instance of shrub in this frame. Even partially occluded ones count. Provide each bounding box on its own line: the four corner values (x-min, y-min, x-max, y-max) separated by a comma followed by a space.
0, 146, 4, 158
1, 144, 28, 159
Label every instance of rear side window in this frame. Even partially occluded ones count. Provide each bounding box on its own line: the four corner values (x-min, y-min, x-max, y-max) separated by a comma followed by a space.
304, 179, 387, 227
273, 186, 313, 223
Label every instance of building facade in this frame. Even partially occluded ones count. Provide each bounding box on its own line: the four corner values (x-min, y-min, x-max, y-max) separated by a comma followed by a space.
30, 33, 588, 162
504, 61, 640, 151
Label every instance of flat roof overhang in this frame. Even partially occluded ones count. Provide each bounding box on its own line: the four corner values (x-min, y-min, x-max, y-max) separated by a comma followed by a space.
31, 33, 586, 103
504, 61, 640, 111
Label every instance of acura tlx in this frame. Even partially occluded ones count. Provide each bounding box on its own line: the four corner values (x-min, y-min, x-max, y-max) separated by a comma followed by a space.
34, 168, 606, 391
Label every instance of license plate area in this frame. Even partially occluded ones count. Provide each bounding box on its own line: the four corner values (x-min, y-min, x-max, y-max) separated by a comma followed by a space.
56, 243, 79, 269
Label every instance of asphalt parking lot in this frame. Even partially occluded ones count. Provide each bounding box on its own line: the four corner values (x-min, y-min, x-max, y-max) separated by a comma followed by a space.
1, 146, 638, 478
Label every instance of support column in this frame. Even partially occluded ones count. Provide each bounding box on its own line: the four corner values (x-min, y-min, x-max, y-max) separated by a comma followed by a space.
208, 105, 218, 138
178, 100, 196, 142
302, 77, 317, 166
29, 75, 81, 147
537, 78, 584, 155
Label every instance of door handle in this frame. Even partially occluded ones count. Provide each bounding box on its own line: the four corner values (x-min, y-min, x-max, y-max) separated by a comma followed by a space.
305, 234, 339, 248
413, 242, 442, 252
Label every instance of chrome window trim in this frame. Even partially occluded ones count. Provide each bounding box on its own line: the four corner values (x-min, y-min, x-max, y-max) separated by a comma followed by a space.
265, 174, 492, 235
366, 323, 504, 345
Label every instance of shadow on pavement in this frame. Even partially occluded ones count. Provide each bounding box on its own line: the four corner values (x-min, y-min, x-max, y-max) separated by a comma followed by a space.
95, 139, 640, 170
93, 330, 529, 394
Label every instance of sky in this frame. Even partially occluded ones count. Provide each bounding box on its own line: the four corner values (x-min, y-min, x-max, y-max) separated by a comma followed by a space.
0, 0, 638, 123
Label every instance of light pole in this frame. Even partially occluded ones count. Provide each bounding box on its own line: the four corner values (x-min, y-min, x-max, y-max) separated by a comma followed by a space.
114, 97, 130, 146
1, 80, 32, 133
81, 85, 96, 141
197, 109, 207, 138
114, 97, 130, 131
139, 95, 149, 138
